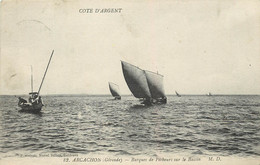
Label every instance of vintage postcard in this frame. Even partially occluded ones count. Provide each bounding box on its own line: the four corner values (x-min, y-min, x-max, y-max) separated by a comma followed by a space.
0, 0, 259, 164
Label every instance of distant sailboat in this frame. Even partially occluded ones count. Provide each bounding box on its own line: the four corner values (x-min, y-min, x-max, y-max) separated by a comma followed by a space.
207, 92, 212, 96
18, 50, 54, 113
175, 91, 181, 97
121, 61, 167, 105
108, 82, 121, 100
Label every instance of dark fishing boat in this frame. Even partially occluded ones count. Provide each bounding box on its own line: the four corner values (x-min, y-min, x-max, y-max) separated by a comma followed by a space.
18, 50, 54, 113
121, 61, 167, 105
108, 82, 121, 100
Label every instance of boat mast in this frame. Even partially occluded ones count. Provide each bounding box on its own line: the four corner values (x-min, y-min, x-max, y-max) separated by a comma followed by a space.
31, 65, 33, 93
37, 50, 54, 95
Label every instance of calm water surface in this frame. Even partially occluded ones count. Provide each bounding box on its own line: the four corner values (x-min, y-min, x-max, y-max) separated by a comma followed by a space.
0, 95, 260, 157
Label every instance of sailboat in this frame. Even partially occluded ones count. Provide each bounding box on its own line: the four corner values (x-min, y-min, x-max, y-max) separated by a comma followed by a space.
175, 91, 181, 97
108, 82, 121, 100
207, 92, 212, 96
121, 61, 167, 105
18, 50, 54, 113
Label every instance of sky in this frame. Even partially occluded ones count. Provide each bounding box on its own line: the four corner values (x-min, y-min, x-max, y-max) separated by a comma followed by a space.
0, 0, 260, 95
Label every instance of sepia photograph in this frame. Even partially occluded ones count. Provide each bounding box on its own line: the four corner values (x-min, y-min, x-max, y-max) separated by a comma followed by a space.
0, 0, 259, 164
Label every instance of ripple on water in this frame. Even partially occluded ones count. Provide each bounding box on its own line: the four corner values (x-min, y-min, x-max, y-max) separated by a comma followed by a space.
0, 95, 259, 157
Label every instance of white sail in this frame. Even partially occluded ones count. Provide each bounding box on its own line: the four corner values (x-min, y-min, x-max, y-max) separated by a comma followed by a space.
144, 70, 165, 99
109, 82, 121, 97
121, 61, 151, 98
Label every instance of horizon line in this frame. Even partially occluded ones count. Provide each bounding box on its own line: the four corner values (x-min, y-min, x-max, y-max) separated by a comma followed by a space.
1, 94, 259, 96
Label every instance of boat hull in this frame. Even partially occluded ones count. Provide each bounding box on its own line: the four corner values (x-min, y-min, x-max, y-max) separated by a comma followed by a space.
141, 97, 167, 105
114, 96, 121, 100
18, 102, 43, 113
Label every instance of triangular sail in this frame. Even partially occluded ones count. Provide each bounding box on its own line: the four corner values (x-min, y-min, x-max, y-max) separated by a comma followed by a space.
144, 70, 165, 99
109, 82, 121, 97
121, 61, 151, 98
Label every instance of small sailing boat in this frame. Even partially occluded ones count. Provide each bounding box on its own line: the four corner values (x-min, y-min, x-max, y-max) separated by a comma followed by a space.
207, 92, 212, 96
108, 82, 121, 100
175, 91, 181, 97
121, 61, 167, 105
18, 50, 54, 113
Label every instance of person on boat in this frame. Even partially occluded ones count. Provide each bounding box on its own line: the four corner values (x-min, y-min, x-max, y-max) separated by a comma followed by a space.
142, 98, 153, 105
18, 97, 27, 105
162, 96, 167, 103
28, 95, 33, 103
18, 97, 32, 106
33, 93, 38, 99
38, 96, 43, 105
31, 94, 39, 105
